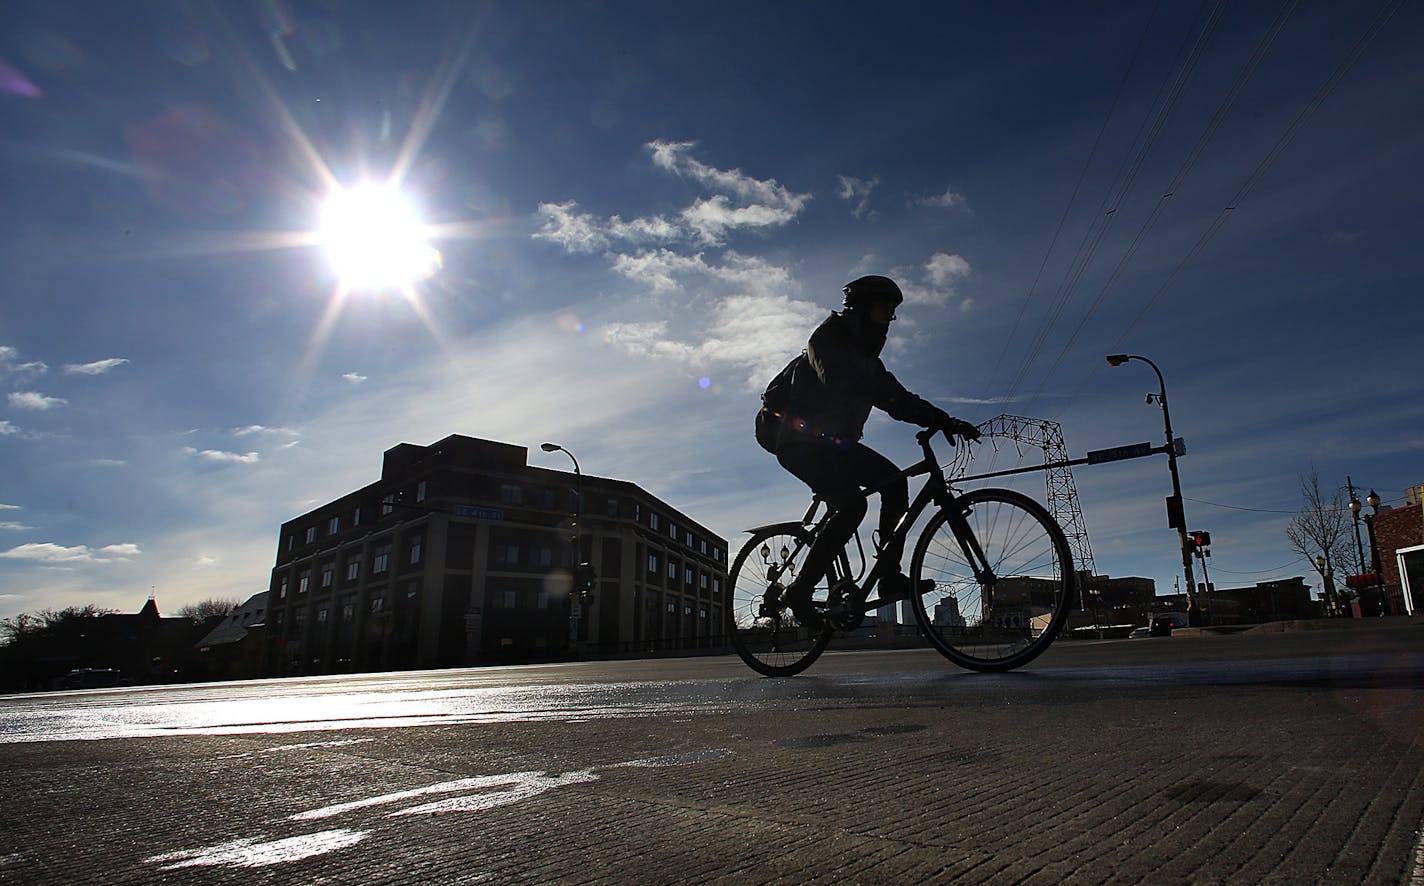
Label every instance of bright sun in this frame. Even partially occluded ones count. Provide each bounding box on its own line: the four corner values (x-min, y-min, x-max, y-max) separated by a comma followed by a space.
317, 183, 442, 291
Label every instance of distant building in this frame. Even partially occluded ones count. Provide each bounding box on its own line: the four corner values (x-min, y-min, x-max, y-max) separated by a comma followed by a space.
1374, 499, 1423, 615
1155, 577, 1316, 624
264, 435, 728, 675
194, 592, 268, 680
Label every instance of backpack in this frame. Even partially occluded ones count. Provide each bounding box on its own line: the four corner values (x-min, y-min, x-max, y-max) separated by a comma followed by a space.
756, 353, 806, 452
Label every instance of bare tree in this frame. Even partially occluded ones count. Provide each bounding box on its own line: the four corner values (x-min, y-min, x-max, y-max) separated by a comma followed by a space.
1285, 469, 1357, 613
175, 597, 242, 623
1, 604, 116, 647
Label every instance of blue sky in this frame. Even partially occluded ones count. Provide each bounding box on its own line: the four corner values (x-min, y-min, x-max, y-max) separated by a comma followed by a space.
1, 0, 1420, 620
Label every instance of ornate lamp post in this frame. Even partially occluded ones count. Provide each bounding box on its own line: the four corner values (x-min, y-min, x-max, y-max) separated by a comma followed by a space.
1106, 354, 1200, 625
1364, 489, 1387, 616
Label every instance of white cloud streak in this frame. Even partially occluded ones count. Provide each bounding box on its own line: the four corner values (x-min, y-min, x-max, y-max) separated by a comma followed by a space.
183, 447, 261, 464
913, 186, 969, 210
62, 357, 129, 375
0, 542, 141, 563
836, 174, 879, 218
342, 373, 367, 385
8, 391, 67, 410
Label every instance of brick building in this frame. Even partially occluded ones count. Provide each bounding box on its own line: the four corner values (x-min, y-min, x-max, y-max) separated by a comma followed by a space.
264, 435, 728, 675
1374, 493, 1423, 615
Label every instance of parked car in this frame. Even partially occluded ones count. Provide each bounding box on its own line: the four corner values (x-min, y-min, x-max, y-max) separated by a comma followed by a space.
61, 668, 123, 689
1128, 626, 1152, 639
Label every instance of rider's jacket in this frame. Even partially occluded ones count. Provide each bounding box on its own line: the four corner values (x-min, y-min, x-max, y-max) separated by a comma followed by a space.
759, 309, 947, 450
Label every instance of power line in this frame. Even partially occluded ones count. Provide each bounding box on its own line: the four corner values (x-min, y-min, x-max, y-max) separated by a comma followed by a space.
982, 0, 1164, 401
1112, 0, 1408, 345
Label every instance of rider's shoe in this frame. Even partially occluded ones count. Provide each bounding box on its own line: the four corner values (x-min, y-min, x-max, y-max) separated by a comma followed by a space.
781, 582, 823, 630
878, 572, 935, 603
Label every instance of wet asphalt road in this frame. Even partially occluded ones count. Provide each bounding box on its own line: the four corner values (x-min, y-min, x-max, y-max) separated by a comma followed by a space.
2, 620, 1422, 883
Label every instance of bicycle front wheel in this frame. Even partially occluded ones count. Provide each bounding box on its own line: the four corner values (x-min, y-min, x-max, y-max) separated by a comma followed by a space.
909, 488, 1075, 672
726, 525, 833, 677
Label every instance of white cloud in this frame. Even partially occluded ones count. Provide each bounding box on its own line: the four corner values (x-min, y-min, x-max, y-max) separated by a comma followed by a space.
233, 425, 300, 439
925, 252, 971, 286
533, 200, 613, 254
913, 186, 969, 210
90, 458, 126, 467
0, 522, 34, 531
648, 141, 810, 213
183, 447, 261, 464
62, 357, 129, 375
8, 391, 67, 410
680, 196, 799, 245
12, 361, 48, 377
0, 346, 15, 362
0, 503, 19, 510
836, 174, 879, 218
0, 542, 140, 563
342, 373, 367, 385
0, 421, 18, 436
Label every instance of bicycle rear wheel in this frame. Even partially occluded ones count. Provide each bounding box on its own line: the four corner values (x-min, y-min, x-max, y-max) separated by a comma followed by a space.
909, 488, 1075, 672
726, 525, 833, 677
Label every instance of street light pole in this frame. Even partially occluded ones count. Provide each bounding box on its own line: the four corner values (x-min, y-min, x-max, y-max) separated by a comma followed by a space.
1106, 354, 1200, 626
1347, 476, 1368, 582
1365, 489, 1387, 616
540, 442, 583, 650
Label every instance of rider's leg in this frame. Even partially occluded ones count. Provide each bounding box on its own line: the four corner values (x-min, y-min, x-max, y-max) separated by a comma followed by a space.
846, 444, 907, 569
775, 440, 865, 607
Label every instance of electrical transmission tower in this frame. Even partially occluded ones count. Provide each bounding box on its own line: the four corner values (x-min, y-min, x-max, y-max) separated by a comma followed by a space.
978, 414, 1096, 579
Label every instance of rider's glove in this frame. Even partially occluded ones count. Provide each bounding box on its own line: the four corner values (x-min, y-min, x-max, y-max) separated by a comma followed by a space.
941, 417, 982, 444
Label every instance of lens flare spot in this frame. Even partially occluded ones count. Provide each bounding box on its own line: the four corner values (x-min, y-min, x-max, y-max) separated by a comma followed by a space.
698, 377, 711, 389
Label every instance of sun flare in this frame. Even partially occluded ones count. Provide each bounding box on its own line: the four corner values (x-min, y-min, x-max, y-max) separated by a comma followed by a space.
317, 183, 442, 291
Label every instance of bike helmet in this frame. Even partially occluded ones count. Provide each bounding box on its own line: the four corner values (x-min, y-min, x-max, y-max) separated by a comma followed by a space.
842, 275, 904, 311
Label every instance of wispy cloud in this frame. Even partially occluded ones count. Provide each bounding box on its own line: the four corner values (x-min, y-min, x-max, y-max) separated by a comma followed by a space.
232, 425, 300, 439
182, 447, 260, 464
0, 522, 34, 531
0, 421, 18, 436
8, 391, 67, 410
648, 140, 810, 213
913, 186, 969, 210
0, 541, 141, 563
89, 458, 126, 467
62, 357, 129, 375
341, 372, 367, 385
0, 504, 20, 510
835, 174, 879, 219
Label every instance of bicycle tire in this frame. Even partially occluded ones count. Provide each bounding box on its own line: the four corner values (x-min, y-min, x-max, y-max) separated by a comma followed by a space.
726, 525, 834, 677
909, 488, 1075, 672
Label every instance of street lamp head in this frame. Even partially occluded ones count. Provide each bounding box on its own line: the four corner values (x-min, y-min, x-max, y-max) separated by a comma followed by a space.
1367, 489, 1380, 511
1349, 495, 1361, 515
1105, 354, 1130, 366
1315, 555, 1327, 571
540, 442, 561, 453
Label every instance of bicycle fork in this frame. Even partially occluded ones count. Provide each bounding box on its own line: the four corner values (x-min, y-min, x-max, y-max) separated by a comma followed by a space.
946, 504, 999, 623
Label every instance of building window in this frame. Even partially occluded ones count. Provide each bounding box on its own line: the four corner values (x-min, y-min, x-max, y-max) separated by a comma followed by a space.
286, 535, 294, 551
381, 494, 394, 516
668, 521, 677, 541
346, 559, 359, 581
699, 539, 708, 555
305, 526, 316, 544
699, 608, 707, 620
685, 531, 693, 547
496, 545, 520, 565
370, 594, 385, 614
685, 567, 694, 586
341, 598, 354, 622
298, 569, 310, 594
328, 516, 339, 536
542, 489, 556, 509
373, 543, 391, 574
667, 601, 676, 614
714, 577, 722, 596
649, 513, 660, 531
316, 606, 329, 624
539, 547, 553, 567
293, 609, 306, 629
700, 574, 708, 590
648, 553, 660, 573
714, 548, 723, 563
668, 561, 677, 579
606, 497, 618, 517
278, 576, 288, 600
410, 537, 422, 565
416, 480, 427, 502
499, 484, 523, 505
504, 590, 517, 609
321, 562, 335, 588
353, 506, 362, 526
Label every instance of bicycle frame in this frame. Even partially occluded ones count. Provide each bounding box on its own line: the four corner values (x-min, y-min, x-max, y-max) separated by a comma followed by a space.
789, 429, 998, 612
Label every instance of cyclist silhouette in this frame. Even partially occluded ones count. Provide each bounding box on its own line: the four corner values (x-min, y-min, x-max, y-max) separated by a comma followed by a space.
755, 275, 980, 627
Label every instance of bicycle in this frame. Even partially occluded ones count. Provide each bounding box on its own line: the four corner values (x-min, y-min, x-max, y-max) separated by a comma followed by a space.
727, 428, 1076, 677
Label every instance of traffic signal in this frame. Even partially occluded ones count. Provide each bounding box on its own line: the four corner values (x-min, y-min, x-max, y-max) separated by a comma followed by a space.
573, 563, 597, 603
1190, 530, 1211, 550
